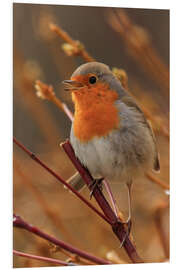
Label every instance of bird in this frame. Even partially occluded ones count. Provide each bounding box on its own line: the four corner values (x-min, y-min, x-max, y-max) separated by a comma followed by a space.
63, 62, 160, 237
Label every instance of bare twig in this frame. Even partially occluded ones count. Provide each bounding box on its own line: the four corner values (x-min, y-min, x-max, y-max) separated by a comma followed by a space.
62, 140, 143, 263
13, 137, 110, 224
13, 249, 77, 266
13, 215, 109, 265
35, 80, 74, 121
49, 23, 95, 62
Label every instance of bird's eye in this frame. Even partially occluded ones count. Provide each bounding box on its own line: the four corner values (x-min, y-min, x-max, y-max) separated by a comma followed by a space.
89, 76, 97, 84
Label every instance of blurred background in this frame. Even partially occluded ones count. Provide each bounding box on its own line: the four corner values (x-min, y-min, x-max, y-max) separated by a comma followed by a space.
13, 3, 169, 267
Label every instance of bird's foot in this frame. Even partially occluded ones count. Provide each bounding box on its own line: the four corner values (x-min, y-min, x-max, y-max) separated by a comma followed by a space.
88, 178, 104, 199
119, 218, 132, 248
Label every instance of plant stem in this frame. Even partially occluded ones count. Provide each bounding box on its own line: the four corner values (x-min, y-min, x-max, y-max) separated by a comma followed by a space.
62, 140, 143, 263
49, 23, 95, 62
13, 249, 77, 266
13, 215, 110, 265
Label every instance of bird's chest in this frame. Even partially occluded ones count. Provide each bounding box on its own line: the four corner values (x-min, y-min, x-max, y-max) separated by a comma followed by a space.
73, 103, 119, 142
70, 126, 123, 180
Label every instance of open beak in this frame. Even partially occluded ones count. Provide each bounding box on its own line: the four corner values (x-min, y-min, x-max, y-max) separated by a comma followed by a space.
62, 80, 84, 91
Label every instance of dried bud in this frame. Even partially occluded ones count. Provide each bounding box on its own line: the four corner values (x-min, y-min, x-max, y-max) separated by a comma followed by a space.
62, 41, 84, 56
62, 43, 77, 56
34, 80, 55, 101
112, 68, 128, 90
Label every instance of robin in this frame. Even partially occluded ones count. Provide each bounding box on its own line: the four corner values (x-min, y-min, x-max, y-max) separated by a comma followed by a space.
63, 62, 160, 234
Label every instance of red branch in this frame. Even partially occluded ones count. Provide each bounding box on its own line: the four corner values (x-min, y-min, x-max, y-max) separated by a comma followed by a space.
13, 137, 110, 224
62, 140, 143, 263
13, 249, 77, 266
13, 136, 143, 263
13, 214, 110, 265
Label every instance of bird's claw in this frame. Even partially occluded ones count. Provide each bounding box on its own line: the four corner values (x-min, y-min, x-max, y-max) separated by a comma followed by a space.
119, 218, 132, 248
88, 178, 103, 199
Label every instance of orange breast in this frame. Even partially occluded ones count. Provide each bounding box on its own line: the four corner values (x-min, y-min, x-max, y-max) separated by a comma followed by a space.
72, 83, 119, 142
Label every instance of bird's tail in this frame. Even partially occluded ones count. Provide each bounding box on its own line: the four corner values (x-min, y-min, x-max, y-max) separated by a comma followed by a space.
64, 172, 86, 192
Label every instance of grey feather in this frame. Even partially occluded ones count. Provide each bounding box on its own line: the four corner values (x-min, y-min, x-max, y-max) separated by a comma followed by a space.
120, 95, 160, 172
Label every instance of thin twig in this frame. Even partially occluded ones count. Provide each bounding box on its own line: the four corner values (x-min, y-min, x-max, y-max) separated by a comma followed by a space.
13, 215, 109, 265
13, 137, 110, 224
35, 80, 74, 121
49, 23, 95, 62
13, 249, 77, 266
62, 140, 143, 263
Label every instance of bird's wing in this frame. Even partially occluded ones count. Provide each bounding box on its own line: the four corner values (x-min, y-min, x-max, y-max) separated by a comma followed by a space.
120, 95, 160, 172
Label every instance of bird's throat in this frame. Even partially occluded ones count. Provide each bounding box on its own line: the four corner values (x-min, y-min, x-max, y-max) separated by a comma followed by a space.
73, 96, 119, 142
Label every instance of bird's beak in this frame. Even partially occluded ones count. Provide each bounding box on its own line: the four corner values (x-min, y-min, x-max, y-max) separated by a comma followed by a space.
62, 80, 84, 91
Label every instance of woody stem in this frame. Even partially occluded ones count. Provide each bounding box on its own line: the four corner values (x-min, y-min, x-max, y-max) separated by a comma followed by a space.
62, 140, 143, 263
13, 249, 77, 266
13, 215, 110, 265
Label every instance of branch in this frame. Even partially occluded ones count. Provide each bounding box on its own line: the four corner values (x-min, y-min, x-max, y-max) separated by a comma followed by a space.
13, 215, 109, 265
35, 80, 74, 121
13, 249, 77, 266
61, 140, 143, 263
49, 23, 95, 62
13, 137, 110, 224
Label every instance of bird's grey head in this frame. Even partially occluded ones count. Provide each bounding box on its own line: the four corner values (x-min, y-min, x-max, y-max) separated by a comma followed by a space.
71, 62, 111, 79
70, 62, 127, 99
